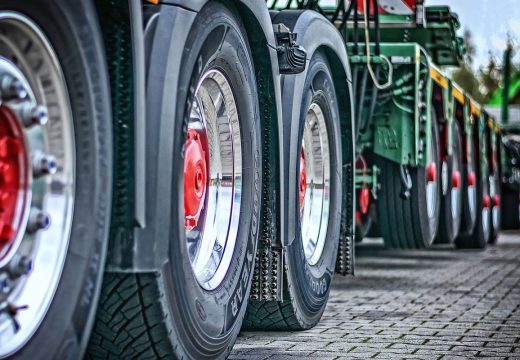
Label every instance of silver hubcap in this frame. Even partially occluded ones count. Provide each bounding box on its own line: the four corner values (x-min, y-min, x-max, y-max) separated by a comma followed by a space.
451, 163, 461, 220
489, 176, 499, 230
184, 69, 242, 291
426, 138, 438, 220
300, 102, 330, 266
0, 13, 75, 356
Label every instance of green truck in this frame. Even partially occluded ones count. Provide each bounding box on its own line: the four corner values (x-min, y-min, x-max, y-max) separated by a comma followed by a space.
0, 0, 510, 359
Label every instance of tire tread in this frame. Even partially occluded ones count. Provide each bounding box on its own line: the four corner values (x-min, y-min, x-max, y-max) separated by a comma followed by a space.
86, 273, 175, 359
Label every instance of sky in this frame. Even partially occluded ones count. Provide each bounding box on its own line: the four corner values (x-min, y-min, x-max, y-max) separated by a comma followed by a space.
427, 0, 520, 70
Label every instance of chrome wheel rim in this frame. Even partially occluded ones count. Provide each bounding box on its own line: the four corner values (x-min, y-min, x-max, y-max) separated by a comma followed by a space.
184, 69, 242, 291
450, 161, 461, 220
0, 13, 75, 356
489, 176, 499, 230
300, 102, 330, 266
467, 164, 477, 218
426, 136, 438, 220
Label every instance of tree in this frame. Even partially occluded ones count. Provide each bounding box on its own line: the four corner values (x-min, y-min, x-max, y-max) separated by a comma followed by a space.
452, 29, 486, 103
479, 53, 501, 102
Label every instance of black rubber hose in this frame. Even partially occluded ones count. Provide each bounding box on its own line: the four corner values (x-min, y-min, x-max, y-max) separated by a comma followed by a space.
353, 0, 359, 54
373, 0, 381, 55
355, 69, 368, 140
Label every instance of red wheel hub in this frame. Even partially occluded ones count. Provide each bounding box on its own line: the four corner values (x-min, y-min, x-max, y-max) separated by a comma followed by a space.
452, 170, 461, 189
299, 148, 307, 210
0, 106, 29, 260
493, 195, 500, 207
483, 195, 491, 209
467, 171, 476, 187
355, 156, 371, 216
359, 188, 370, 215
426, 163, 437, 182
184, 128, 208, 231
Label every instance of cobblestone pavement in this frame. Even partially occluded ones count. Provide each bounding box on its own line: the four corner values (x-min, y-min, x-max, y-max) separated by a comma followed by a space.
232, 231, 520, 359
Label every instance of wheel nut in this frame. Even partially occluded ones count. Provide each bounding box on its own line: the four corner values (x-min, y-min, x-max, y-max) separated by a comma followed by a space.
0, 76, 27, 101
32, 151, 57, 177
8, 255, 33, 278
0, 272, 10, 295
18, 102, 48, 128
27, 207, 51, 234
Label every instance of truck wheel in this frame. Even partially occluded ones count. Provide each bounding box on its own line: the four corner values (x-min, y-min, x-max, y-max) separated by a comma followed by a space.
501, 187, 520, 229
87, 3, 261, 359
458, 129, 478, 237
0, 2, 112, 359
489, 173, 501, 243
377, 115, 440, 249
437, 122, 463, 243
456, 172, 490, 249
244, 52, 342, 330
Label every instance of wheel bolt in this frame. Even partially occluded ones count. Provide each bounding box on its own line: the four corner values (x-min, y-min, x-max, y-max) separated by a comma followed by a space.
0, 76, 27, 101
32, 151, 57, 177
8, 255, 33, 278
27, 207, 51, 234
0, 272, 10, 295
17, 102, 48, 128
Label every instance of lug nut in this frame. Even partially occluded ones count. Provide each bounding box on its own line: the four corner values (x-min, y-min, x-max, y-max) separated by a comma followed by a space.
0, 272, 10, 295
17, 102, 48, 128
8, 254, 33, 278
27, 207, 51, 234
32, 151, 57, 177
0, 76, 27, 101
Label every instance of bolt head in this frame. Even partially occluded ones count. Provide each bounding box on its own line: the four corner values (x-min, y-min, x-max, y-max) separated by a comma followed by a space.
1, 77, 27, 101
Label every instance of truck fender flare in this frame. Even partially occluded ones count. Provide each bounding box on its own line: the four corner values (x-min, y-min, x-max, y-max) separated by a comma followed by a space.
272, 10, 356, 274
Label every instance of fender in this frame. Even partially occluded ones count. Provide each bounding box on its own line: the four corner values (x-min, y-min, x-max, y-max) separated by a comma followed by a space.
107, 0, 285, 272
272, 10, 356, 274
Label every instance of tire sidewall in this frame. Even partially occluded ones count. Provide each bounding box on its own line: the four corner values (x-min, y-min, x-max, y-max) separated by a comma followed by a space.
413, 116, 441, 246
460, 130, 478, 236
440, 121, 463, 243
0, 1, 112, 359
164, 3, 260, 357
287, 51, 341, 323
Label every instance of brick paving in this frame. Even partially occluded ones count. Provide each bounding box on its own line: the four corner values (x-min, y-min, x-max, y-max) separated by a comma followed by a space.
232, 231, 520, 359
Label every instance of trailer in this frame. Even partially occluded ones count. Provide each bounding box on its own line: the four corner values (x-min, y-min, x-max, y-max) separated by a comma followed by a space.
0, 0, 505, 359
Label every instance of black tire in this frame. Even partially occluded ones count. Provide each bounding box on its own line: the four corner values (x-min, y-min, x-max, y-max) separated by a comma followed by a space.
502, 186, 520, 229
355, 204, 375, 241
0, 1, 113, 358
437, 121, 463, 243
244, 52, 342, 330
456, 169, 490, 249
458, 126, 478, 237
87, 3, 261, 359
377, 115, 441, 249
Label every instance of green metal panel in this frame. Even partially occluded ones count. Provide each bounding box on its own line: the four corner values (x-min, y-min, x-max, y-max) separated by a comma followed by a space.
352, 43, 432, 167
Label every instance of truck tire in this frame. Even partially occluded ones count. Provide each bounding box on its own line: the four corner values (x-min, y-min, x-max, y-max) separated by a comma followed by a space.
377, 115, 441, 249
437, 121, 463, 243
0, 1, 113, 359
501, 186, 520, 229
489, 173, 501, 243
87, 3, 261, 359
458, 127, 478, 237
244, 52, 342, 330
456, 171, 490, 249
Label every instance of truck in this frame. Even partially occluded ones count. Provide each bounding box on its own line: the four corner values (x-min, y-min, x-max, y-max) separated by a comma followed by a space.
0, 0, 506, 359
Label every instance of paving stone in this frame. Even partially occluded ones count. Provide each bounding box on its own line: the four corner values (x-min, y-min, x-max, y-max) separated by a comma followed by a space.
232, 232, 520, 359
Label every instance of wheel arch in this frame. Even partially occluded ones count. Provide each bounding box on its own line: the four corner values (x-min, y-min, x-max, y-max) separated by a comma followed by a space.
272, 9, 356, 274
110, 0, 285, 272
